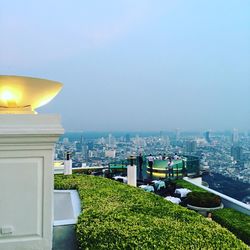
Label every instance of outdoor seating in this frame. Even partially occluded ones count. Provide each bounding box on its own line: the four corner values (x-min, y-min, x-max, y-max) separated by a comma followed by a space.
151, 180, 166, 191
113, 176, 128, 183
165, 196, 181, 204
174, 188, 192, 198
172, 192, 181, 199
139, 185, 155, 192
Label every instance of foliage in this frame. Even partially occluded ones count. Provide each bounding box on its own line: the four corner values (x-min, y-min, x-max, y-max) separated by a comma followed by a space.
186, 191, 221, 208
213, 208, 250, 245
54, 175, 249, 250
174, 179, 208, 193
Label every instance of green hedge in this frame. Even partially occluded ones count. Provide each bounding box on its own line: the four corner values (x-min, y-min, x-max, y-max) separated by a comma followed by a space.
174, 179, 208, 192
54, 175, 249, 250
186, 191, 221, 208
213, 208, 250, 245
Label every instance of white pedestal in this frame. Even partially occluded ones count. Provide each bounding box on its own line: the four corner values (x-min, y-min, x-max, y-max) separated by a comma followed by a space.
64, 160, 72, 175
0, 114, 64, 250
127, 165, 137, 187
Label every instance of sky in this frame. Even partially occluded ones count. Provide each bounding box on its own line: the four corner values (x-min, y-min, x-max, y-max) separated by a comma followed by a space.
1, 0, 250, 132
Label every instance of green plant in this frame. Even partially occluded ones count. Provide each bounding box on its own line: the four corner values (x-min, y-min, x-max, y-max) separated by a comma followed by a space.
54, 175, 249, 249
186, 191, 221, 208
213, 208, 250, 245
175, 179, 208, 193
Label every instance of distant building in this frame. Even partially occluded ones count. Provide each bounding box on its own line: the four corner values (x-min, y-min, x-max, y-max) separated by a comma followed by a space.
204, 131, 211, 143
75, 152, 82, 161
99, 137, 105, 145
175, 128, 180, 141
108, 134, 112, 147
63, 137, 69, 144
125, 134, 130, 142
87, 142, 94, 150
89, 150, 97, 158
134, 134, 143, 147
232, 129, 239, 144
105, 150, 116, 158
185, 140, 197, 153
80, 135, 84, 144
108, 133, 116, 148
82, 144, 89, 161
231, 145, 243, 162
75, 142, 82, 152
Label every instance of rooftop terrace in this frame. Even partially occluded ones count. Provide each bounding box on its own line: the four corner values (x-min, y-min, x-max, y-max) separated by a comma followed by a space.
54, 174, 249, 249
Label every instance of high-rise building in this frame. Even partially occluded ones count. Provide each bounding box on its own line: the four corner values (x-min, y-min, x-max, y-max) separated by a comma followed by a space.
204, 131, 211, 143
75, 141, 82, 152
87, 142, 94, 150
231, 145, 243, 161
82, 144, 89, 161
105, 150, 116, 158
80, 135, 84, 144
175, 128, 180, 141
108, 133, 112, 147
185, 140, 197, 153
125, 134, 130, 142
108, 133, 116, 148
63, 137, 69, 144
135, 134, 140, 146
232, 129, 239, 144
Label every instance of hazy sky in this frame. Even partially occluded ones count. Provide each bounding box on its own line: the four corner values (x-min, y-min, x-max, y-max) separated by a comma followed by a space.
1, 1, 250, 131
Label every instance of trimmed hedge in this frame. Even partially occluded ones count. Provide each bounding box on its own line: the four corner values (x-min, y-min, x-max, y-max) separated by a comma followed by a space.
174, 179, 208, 193
213, 208, 250, 245
54, 175, 249, 249
186, 191, 221, 208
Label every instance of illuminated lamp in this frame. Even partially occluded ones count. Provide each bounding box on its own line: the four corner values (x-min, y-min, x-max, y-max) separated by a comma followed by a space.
0, 75, 64, 250
0, 75, 62, 114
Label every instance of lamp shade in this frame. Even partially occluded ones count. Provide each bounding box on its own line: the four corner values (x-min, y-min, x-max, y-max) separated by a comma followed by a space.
0, 75, 63, 114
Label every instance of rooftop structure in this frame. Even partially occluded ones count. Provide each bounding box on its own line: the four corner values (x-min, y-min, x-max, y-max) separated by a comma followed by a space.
53, 174, 250, 249
0, 75, 64, 250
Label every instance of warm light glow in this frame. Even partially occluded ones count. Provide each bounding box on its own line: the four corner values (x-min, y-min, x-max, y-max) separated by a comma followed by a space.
0, 88, 21, 108
2, 90, 15, 101
54, 161, 64, 167
38, 94, 57, 108
0, 75, 63, 114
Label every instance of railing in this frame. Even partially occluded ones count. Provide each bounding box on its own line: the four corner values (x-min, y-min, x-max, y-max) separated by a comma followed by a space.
184, 177, 250, 216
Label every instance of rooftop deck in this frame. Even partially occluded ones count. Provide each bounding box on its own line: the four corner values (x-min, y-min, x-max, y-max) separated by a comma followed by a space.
53, 174, 250, 249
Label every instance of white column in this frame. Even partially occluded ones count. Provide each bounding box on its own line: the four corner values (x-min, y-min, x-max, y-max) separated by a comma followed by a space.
127, 165, 137, 187
64, 160, 72, 175
0, 114, 64, 250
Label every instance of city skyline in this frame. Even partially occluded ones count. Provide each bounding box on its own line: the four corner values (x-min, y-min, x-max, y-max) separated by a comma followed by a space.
55, 130, 250, 204
1, 0, 250, 131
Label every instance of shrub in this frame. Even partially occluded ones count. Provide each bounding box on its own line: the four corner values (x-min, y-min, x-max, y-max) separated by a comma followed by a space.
54, 175, 249, 249
174, 179, 208, 192
213, 208, 250, 245
186, 191, 221, 208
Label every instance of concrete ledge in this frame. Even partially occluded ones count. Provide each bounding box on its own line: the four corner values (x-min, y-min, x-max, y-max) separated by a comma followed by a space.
54, 190, 81, 226
0, 114, 64, 135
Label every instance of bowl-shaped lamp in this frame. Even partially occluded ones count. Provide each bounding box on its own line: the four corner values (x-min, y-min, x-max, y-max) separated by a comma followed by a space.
0, 75, 63, 114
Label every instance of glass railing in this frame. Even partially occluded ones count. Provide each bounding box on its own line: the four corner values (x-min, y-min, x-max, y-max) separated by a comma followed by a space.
108, 155, 200, 179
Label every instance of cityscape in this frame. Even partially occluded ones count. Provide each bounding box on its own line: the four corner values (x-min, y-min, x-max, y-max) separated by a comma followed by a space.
55, 129, 250, 205
1, 0, 249, 249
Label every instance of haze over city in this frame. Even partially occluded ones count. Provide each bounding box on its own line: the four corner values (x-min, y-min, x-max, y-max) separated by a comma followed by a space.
1, 0, 249, 131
